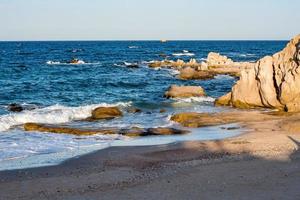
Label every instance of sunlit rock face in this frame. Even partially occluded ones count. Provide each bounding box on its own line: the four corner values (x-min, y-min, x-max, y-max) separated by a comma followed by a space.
216, 34, 300, 112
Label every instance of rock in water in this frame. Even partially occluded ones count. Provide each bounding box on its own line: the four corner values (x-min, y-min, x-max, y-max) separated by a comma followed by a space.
89, 107, 123, 120
216, 34, 300, 112
164, 85, 206, 98
179, 67, 215, 80
8, 103, 24, 112
24, 123, 189, 136
126, 107, 142, 113
24, 123, 117, 136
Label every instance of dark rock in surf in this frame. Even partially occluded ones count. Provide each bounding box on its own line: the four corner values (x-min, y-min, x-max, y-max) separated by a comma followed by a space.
8, 103, 24, 112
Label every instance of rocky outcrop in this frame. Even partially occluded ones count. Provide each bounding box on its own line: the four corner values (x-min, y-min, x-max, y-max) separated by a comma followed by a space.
24, 123, 189, 136
87, 107, 123, 120
164, 85, 206, 98
216, 34, 300, 112
148, 54, 253, 80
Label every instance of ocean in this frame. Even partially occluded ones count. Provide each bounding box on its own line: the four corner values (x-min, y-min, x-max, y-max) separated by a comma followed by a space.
0, 40, 287, 170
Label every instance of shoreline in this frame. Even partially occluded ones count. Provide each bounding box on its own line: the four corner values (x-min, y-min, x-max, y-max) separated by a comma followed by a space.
0, 122, 243, 172
1, 113, 300, 200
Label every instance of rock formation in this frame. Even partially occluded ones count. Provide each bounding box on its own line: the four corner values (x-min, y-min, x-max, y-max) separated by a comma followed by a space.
148, 53, 253, 80
164, 85, 206, 98
216, 34, 300, 112
24, 123, 189, 136
207, 52, 234, 67
171, 111, 278, 128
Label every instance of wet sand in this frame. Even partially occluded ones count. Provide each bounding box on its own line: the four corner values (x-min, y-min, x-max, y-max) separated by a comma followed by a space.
1, 112, 300, 200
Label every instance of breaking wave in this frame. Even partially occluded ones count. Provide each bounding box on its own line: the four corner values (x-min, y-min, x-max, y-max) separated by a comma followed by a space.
0, 102, 132, 132
173, 96, 215, 103
172, 50, 195, 57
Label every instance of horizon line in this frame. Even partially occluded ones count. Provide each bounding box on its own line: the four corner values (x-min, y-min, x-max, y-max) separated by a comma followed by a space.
0, 39, 289, 42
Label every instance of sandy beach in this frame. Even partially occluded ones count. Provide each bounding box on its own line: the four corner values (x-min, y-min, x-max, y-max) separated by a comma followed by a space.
1, 111, 300, 200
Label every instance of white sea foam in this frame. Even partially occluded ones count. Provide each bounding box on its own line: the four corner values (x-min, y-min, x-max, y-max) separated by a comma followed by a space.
214, 74, 235, 80
128, 46, 139, 49
227, 53, 256, 58
173, 50, 195, 57
46, 60, 100, 65
46, 61, 61, 65
172, 52, 195, 57
0, 102, 132, 132
173, 96, 215, 103
123, 62, 139, 67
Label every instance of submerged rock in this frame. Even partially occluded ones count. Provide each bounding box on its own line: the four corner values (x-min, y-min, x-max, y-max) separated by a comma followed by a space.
24, 123, 189, 137
159, 109, 167, 113
216, 34, 300, 112
164, 85, 206, 98
88, 107, 123, 120
127, 107, 142, 113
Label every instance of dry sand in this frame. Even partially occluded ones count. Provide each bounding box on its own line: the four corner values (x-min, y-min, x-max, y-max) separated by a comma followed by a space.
0, 111, 300, 200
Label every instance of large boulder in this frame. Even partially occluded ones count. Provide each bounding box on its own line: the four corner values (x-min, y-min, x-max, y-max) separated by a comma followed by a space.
217, 34, 300, 112
89, 107, 123, 120
164, 85, 206, 98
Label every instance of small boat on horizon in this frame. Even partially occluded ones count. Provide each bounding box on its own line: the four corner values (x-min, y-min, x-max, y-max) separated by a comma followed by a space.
160, 39, 168, 43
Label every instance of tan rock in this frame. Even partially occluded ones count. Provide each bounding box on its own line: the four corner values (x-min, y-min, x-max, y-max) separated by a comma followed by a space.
221, 34, 300, 112
24, 123, 117, 136
164, 85, 206, 98
179, 67, 215, 80
171, 111, 278, 128
89, 107, 123, 120
215, 92, 232, 106
207, 52, 234, 67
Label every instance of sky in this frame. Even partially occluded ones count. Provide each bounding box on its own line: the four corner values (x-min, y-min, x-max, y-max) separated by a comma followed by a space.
0, 0, 299, 41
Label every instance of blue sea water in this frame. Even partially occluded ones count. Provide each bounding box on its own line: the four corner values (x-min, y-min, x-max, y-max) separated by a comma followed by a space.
0, 41, 287, 170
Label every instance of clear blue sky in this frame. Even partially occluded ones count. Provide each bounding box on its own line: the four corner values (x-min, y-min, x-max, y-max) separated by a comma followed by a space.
0, 0, 299, 41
